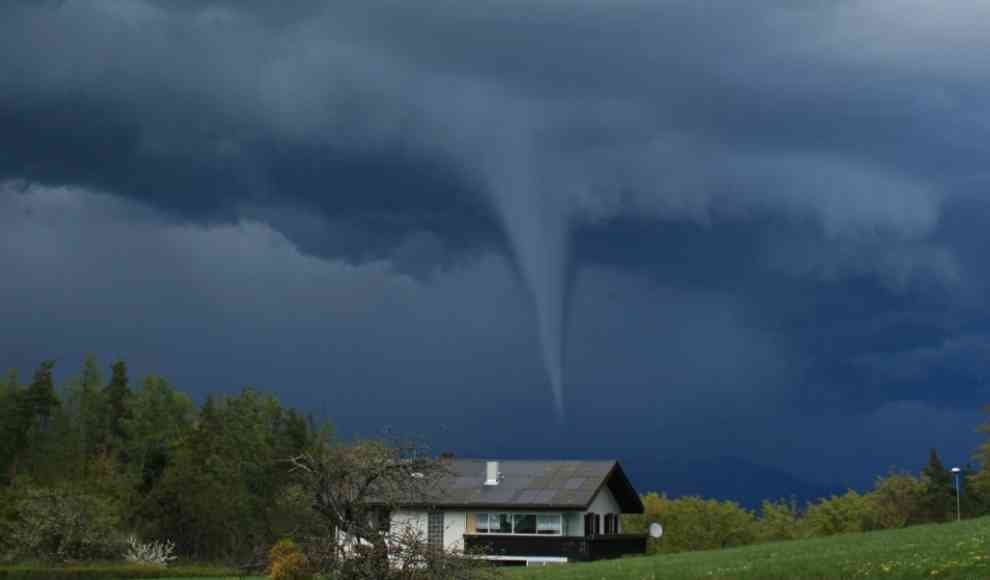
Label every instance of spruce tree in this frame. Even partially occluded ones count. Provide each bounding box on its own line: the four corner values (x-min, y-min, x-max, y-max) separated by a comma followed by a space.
103, 360, 131, 446
78, 355, 107, 460
921, 448, 954, 522
26, 360, 59, 428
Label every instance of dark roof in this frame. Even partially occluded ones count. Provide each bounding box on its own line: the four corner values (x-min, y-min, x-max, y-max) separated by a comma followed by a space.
388, 459, 644, 513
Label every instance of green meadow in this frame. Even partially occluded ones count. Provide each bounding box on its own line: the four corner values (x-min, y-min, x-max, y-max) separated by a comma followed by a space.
2, 517, 988, 579
506, 516, 990, 580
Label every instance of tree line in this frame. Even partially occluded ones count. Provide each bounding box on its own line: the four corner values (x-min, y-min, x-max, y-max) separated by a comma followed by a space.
625, 443, 990, 553
4, 356, 990, 567
0, 356, 494, 579
0, 356, 328, 563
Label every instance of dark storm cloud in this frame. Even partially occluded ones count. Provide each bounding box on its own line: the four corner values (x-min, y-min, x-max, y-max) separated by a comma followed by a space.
4, 0, 976, 234
4, 0, 990, 490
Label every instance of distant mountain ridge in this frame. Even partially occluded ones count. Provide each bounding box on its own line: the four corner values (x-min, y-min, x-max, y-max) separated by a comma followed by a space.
627, 456, 847, 509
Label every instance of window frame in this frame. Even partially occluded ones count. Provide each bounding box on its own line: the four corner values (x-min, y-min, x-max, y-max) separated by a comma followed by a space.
474, 512, 564, 536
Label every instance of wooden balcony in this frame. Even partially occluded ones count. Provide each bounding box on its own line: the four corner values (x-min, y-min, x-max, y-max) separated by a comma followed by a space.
463, 533, 647, 562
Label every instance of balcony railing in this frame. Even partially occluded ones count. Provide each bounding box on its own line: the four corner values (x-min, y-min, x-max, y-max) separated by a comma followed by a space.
463, 533, 647, 562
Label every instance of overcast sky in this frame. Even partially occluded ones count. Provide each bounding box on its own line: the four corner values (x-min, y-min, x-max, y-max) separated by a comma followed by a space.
3, 0, 990, 498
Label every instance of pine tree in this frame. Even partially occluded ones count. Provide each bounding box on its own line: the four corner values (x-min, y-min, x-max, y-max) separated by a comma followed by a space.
103, 360, 131, 448
26, 360, 59, 428
0, 369, 23, 483
921, 448, 954, 522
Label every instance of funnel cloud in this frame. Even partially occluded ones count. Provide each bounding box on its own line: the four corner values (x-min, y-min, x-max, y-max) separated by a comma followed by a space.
485, 137, 573, 419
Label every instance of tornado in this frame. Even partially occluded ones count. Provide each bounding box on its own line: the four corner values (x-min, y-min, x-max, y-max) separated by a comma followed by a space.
485, 137, 571, 422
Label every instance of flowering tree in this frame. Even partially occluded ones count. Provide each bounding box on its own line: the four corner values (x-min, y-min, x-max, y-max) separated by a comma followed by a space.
288, 439, 493, 580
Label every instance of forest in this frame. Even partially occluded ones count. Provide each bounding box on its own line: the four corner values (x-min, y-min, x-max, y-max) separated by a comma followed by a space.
3, 356, 990, 570
0, 356, 327, 565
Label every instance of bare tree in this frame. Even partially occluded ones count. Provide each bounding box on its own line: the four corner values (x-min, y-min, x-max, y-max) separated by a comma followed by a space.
288, 439, 495, 580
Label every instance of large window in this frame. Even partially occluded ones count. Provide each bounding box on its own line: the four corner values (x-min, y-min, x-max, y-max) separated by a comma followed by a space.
475, 513, 562, 535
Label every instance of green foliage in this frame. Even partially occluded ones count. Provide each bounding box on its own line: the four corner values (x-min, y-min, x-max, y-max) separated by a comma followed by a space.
625, 493, 756, 554
25, 360, 59, 425
970, 407, 990, 512
1, 357, 325, 565
920, 448, 955, 522
868, 471, 926, 529
804, 490, 873, 536
754, 498, 806, 542
122, 376, 194, 492
104, 360, 131, 447
0, 485, 123, 563
137, 388, 315, 561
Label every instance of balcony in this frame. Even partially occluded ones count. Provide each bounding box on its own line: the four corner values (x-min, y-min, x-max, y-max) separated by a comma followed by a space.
463, 533, 647, 562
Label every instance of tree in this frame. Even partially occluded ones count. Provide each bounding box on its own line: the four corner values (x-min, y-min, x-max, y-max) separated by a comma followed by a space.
624, 492, 756, 554
1, 485, 123, 563
0, 370, 25, 484
805, 491, 873, 536
63, 356, 109, 472
26, 360, 59, 428
104, 360, 131, 448
867, 471, 925, 529
921, 448, 955, 522
122, 376, 194, 493
288, 440, 490, 579
755, 498, 805, 542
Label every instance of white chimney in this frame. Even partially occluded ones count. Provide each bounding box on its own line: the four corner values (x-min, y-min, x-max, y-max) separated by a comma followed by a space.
484, 461, 500, 486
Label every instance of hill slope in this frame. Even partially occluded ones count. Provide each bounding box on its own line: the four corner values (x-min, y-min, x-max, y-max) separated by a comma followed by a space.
507, 517, 990, 579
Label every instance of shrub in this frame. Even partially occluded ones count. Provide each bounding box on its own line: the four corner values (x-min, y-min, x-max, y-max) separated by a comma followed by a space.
1, 486, 123, 563
867, 472, 926, 529
804, 490, 873, 536
632, 493, 757, 554
755, 498, 807, 542
269, 538, 310, 580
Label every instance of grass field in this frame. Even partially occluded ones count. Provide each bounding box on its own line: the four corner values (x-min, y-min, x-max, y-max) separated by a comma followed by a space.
4, 518, 988, 579
506, 516, 990, 579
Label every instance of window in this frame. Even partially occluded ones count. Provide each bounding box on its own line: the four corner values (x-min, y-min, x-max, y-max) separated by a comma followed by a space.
476, 512, 490, 534
513, 514, 536, 534
474, 513, 562, 535
427, 511, 444, 551
493, 513, 512, 534
537, 515, 562, 535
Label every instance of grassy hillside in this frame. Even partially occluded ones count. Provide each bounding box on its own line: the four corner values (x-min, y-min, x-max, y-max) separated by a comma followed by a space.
506, 517, 990, 579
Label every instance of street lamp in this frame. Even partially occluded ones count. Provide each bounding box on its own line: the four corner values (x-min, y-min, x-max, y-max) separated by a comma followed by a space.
951, 467, 962, 522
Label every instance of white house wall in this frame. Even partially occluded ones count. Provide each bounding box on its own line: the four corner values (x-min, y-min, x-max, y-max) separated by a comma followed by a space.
573, 484, 623, 535
442, 511, 467, 551
390, 510, 466, 552
392, 510, 428, 540
391, 487, 624, 550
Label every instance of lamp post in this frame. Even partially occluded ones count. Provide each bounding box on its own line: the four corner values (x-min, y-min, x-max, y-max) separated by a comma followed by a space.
950, 467, 962, 522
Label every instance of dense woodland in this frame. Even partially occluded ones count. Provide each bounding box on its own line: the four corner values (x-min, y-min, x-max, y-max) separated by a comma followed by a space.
3, 357, 990, 567
0, 356, 327, 564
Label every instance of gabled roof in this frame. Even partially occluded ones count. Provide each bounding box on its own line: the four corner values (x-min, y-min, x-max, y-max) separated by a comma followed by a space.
389, 459, 644, 513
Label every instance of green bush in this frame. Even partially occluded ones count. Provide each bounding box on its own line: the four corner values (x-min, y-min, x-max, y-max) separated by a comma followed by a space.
627, 493, 757, 554
867, 471, 926, 529
804, 490, 873, 536
0, 486, 124, 563
754, 498, 807, 542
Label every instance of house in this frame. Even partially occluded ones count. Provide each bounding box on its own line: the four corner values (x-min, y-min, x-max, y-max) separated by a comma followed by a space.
383, 459, 647, 566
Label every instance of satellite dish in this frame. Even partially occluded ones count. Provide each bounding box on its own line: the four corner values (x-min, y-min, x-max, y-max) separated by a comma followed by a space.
649, 523, 663, 538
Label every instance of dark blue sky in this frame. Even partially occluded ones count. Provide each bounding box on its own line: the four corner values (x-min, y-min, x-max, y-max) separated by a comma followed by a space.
2, 0, 989, 504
